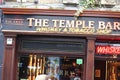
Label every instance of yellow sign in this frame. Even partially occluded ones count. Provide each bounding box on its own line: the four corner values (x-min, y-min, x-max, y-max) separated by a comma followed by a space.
27, 18, 120, 34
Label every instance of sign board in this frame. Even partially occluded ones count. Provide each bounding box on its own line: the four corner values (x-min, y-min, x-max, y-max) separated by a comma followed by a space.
2, 14, 120, 35
76, 59, 83, 65
96, 45, 120, 54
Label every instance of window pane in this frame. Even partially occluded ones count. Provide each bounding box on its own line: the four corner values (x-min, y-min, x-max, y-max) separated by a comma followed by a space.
21, 39, 85, 53
17, 54, 84, 80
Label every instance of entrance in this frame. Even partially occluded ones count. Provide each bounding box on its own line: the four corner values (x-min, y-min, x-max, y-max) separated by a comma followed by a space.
95, 40, 120, 80
17, 54, 84, 80
95, 60, 120, 80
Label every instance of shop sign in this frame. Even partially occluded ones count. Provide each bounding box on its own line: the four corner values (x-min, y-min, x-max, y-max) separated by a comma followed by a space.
3, 15, 120, 35
96, 45, 120, 54
27, 18, 120, 34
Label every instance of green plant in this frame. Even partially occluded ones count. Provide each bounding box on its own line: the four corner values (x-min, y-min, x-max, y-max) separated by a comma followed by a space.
79, 0, 95, 8
74, 0, 96, 19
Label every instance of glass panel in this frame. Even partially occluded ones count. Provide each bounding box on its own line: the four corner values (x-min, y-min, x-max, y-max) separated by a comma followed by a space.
95, 60, 120, 80
21, 39, 85, 53
17, 54, 84, 80
106, 61, 120, 80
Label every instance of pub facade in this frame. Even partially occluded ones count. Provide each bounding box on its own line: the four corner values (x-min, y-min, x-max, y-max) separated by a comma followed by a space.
1, 8, 120, 80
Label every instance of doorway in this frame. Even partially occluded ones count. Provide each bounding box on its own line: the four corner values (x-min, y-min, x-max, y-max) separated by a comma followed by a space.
95, 60, 120, 80
17, 54, 84, 80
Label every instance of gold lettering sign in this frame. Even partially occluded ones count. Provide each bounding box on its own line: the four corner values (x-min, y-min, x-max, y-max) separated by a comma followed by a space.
5, 18, 24, 25
27, 18, 120, 34
5, 18, 120, 35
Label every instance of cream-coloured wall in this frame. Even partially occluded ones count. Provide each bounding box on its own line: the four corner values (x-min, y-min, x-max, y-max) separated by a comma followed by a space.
6, 0, 62, 3
38, 0, 62, 4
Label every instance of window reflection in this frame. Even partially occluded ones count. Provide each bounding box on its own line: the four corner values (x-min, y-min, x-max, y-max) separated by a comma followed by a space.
17, 54, 84, 80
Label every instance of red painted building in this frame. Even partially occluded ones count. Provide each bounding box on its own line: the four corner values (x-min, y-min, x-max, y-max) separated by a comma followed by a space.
1, 8, 120, 80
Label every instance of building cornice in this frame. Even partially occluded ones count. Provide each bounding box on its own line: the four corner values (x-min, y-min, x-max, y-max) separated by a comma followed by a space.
1, 8, 120, 18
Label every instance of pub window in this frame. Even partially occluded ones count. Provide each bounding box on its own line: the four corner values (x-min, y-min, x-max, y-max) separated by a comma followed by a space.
17, 54, 84, 80
17, 36, 86, 80
19, 37, 86, 54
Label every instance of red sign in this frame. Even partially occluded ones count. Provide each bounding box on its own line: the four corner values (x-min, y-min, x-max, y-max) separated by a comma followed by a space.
96, 46, 120, 54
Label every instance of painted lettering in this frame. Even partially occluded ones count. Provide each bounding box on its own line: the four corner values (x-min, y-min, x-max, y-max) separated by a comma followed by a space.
88, 21, 94, 28
42, 19, 49, 27
59, 20, 65, 27
66, 20, 74, 27
98, 21, 105, 29
26, 18, 120, 34
113, 22, 120, 30
34, 19, 42, 27
82, 20, 88, 28
52, 19, 59, 27
105, 22, 112, 29
27, 18, 34, 26
75, 20, 82, 28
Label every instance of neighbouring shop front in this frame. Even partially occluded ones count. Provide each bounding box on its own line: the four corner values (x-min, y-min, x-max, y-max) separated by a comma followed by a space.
95, 40, 120, 80
1, 8, 120, 80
